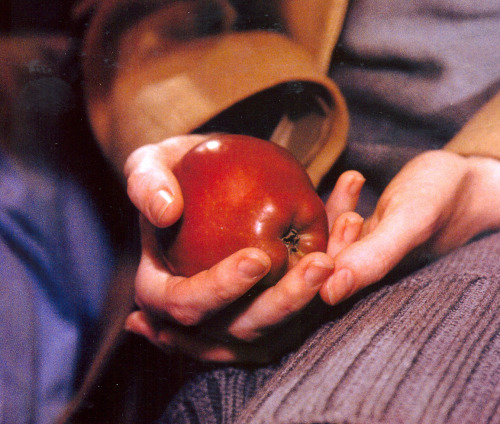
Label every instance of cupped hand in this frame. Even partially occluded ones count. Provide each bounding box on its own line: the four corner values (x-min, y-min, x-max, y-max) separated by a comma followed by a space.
124, 138, 365, 362
320, 150, 500, 306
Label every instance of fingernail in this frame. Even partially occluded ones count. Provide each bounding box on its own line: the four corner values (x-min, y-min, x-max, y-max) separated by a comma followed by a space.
327, 269, 355, 304
238, 255, 270, 279
349, 175, 365, 196
304, 261, 334, 286
149, 190, 174, 222
343, 216, 364, 243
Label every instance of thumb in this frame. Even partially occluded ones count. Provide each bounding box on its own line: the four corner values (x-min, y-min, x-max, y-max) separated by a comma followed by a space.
124, 134, 212, 227
125, 143, 184, 228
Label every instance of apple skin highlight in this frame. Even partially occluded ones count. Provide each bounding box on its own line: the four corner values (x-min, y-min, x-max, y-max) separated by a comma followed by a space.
158, 134, 329, 286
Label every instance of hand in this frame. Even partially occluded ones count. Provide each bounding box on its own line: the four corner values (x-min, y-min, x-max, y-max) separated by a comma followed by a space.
124, 137, 365, 362
320, 150, 500, 306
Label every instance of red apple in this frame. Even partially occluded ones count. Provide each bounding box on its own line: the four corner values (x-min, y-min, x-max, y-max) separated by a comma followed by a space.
157, 134, 329, 286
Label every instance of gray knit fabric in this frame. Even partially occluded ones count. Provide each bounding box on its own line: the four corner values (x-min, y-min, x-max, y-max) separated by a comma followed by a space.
162, 363, 281, 424
161, 231, 500, 424
234, 231, 500, 424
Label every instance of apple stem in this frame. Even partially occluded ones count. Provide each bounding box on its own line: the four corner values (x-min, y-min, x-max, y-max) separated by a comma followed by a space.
282, 228, 300, 253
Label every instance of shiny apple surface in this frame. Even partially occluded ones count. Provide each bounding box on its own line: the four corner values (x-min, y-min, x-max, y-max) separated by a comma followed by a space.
158, 134, 329, 286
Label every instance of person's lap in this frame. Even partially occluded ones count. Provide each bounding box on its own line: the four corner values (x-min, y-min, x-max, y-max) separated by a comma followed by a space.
162, 230, 500, 424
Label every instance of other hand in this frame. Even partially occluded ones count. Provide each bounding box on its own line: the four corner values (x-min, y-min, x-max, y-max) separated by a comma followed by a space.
320, 150, 500, 305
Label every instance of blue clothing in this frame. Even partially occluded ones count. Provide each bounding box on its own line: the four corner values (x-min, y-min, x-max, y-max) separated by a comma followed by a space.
0, 150, 113, 423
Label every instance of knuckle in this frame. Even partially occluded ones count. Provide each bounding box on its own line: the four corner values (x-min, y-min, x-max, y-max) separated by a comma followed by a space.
167, 304, 202, 327
211, 282, 237, 305
207, 267, 239, 305
274, 286, 301, 316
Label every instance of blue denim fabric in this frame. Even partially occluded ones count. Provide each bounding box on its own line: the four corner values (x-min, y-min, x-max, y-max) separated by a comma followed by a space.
0, 149, 114, 423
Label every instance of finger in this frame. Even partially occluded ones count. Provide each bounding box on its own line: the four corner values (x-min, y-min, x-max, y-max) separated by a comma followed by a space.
325, 170, 365, 228
125, 144, 184, 227
124, 135, 209, 227
327, 211, 364, 258
227, 252, 334, 342
320, 208, 437, 305
155, 327, 275, 363
125, 311, 274, 363
125, 311, 156, 340
135, 221, 272, 326
124, 310, 176, 353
